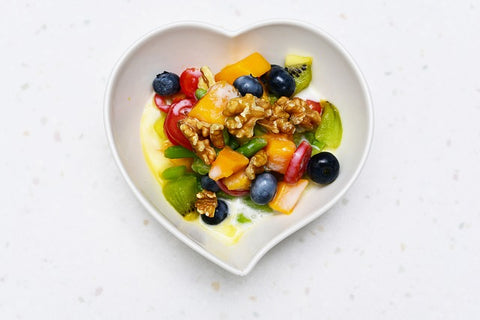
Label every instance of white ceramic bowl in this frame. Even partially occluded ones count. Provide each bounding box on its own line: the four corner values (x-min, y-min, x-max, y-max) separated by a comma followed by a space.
104, 20, 373, 275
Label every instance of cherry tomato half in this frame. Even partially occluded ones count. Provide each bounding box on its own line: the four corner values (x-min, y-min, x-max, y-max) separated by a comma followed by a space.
164, 99, 195, 150
154, 94, 170, 113
284, 141, 313, 184
306, 99, 323, 115
216, 179, 250, 197
180, 68, 202, 98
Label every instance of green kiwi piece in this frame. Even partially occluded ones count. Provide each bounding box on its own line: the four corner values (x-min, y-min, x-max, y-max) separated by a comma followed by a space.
286, 63, 312, 95
162, 175, 200, 215
285, 55, 312, 95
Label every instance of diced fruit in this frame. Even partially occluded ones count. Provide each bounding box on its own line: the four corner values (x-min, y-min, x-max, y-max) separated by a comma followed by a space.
233, 75, 263, 98
208, 146, 249, 180
192, 157, 211, 175
285, 54, 312, 66
250, 173, 277, 205
164, 98, 194, 150
307, 152, 340, 184
200, 175, 220, 192
163, 175, 200, 215
314, 100, 342, 150
215, 52, 271, 84
284, 141, 313, 184
223, 170, 251, 191
264, 65, 295, 97
188, 81, 239, 124
285, 55, 312, 94
264, 134, 296, 174
154, 94, 170, 113
306, 99, 323, 115
164, 145, 195, 159
153, 71, 180, 96
216, 179, 250, 197
268, 179, 309, 214
235, 137, 267, 157
179, 68, 202, 98
161, 165, 187, 180
201, 200, 228, 225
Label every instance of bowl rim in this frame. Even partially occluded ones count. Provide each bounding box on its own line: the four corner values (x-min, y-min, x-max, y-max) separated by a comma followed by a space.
104, 19, 374, 276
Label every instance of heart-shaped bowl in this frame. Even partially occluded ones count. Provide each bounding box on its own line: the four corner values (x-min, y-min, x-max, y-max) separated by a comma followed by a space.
104, 20, 373, 275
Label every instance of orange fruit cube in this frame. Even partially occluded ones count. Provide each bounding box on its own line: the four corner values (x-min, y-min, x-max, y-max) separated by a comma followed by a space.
188, 81, 239, 124
208, 147, 249, 181
215, 52, 271, 85
269, 179, 309, 214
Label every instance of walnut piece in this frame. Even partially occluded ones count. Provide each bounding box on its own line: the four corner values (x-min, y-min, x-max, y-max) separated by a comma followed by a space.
179, 117, 224, 165
245, 150, 268, 180
195, 190, 217, 217
258, 97, 321, 134
223, 94, 272, 138
197, 66, 216, 90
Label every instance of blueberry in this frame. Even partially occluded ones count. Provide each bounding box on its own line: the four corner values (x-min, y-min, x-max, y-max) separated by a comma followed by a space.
153, 71, 180, 96
307, 152, 340, 184
265, 66, 295, 97
250, 173, 277, 205
201, 200, 228, 225
200, 175, 220, 193
233, 75, 264, 98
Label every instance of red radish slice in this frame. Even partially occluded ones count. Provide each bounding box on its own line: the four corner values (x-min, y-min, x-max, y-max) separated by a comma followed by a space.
154, 94, 171, 113
306, 99, 323, 115
163, 99, 195, 150
216, 179, 250, 197
284, 141, 313, 184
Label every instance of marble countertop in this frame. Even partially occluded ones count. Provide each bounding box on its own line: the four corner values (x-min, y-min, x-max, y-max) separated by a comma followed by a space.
1, 0, 479, 319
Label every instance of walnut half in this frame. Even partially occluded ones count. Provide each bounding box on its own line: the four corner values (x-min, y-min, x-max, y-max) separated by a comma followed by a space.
223, 94, 272, 139
245, 149, 268, 180
257, 97, 322, 134
197, 66, 216, 90
195, 190, 217, 218
179, 117, 224, 165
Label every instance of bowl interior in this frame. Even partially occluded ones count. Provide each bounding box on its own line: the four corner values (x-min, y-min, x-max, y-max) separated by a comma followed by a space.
106, 22, 372, 275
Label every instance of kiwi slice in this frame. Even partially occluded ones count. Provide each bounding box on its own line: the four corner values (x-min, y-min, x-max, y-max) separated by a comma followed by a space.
285, 55, 312, 95
162, 175, 200, 216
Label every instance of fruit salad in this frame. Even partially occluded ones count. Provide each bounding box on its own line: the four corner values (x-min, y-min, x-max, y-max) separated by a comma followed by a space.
140, 52, 342, 239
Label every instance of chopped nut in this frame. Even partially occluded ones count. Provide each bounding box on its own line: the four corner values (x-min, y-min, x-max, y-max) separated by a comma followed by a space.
223, 94, 272, 138
179, 117, 221, 165
197, 66, 216, 90
258, 97, 321, 134
209, 123, 225, 149
195, 190, 217, 217
245, 149, 268, 180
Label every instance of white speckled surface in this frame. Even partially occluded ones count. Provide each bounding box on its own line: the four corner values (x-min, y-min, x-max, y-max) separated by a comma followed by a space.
1, 0, 479, 319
